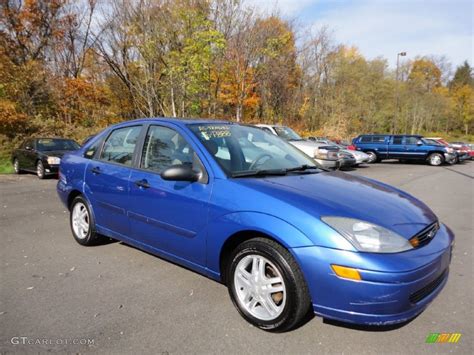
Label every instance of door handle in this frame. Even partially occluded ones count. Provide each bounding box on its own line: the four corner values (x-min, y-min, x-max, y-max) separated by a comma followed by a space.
91, 166, 101, 174
135, 179, 150, 189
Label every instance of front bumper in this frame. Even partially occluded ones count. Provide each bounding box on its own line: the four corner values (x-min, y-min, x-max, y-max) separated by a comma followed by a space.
456, 152, 470, 162
43, 163, 59, 175
444, 153, 457, 164
291, 223, 454, 325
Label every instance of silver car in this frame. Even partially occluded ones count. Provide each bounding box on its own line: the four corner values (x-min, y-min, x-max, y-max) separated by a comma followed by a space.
308, 137, 369, 165
255, 125, 340, 169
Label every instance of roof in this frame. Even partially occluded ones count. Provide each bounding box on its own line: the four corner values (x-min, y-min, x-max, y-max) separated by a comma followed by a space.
126, 117, 232, 126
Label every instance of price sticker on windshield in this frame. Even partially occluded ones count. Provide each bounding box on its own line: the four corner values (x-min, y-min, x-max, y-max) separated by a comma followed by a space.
198, 125, 231, 139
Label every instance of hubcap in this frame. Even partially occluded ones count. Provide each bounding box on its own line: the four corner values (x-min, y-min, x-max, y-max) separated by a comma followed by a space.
367, 152, 376, 163
431, 155, 442, 166
72, 202, 89, 239
234, 255, 286, 321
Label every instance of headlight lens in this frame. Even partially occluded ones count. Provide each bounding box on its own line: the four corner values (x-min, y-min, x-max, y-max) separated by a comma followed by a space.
446, 147, 454, 154
321, 217, 413, 253
47, 156, 61, 165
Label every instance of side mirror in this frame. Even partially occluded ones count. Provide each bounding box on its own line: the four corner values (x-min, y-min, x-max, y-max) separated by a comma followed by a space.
416, 140, 423, 146
161, 164, 200, 182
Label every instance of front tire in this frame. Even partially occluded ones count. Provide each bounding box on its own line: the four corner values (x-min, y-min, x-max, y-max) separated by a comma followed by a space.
366, 151, 378, 164
70, 196, 104, 246
428, 153, 444, 166
36, 161, 45, 179
227, 238, 311, 332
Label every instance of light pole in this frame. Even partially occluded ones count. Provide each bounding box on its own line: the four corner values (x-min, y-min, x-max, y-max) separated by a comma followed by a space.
394, 51, 406, 133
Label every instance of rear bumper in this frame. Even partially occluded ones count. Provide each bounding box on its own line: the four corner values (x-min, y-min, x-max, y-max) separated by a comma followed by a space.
291, 223, 454, 325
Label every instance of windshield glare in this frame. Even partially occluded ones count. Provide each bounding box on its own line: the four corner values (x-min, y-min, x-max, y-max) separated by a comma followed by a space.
189, 124, 317, 176
37, 139, 80, 151
273, 126, 302, 141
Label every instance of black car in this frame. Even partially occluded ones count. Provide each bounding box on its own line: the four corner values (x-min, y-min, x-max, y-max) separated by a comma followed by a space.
12, 138, 80, 179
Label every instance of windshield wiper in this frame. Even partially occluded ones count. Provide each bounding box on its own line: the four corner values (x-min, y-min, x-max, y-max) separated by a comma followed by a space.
231, 169, 288, 178
285, 164, 318, 172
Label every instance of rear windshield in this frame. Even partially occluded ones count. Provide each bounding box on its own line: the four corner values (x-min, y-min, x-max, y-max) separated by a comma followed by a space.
37, 139, 80, 151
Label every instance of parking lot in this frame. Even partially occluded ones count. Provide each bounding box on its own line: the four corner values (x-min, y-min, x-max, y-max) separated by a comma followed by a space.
1, 161, 473, 354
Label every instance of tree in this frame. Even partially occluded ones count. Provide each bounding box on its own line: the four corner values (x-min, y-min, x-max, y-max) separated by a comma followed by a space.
449, 61, 473, 89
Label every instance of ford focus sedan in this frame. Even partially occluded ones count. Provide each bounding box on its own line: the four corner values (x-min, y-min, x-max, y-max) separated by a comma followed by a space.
57, 118, 454, 332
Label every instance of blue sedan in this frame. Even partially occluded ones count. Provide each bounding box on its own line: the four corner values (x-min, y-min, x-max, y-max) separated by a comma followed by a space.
57, 118, 454, 331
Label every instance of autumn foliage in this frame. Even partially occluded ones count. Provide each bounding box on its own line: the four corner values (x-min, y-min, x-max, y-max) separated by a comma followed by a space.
0, 0, 473, 160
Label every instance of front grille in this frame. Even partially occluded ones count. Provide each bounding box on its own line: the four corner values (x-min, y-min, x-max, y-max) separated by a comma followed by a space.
410, 222, 439, 248
409, 270, 447, 304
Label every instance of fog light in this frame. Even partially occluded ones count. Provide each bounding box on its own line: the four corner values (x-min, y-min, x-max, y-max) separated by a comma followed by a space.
331, 265, 361, 281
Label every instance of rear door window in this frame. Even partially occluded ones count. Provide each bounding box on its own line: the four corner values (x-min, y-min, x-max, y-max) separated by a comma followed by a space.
99, 126, 142, 166
392, 136, 403, 144
372, 136, 386, 143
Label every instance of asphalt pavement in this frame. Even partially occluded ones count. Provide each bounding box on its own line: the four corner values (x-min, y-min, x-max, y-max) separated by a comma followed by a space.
1, 161, 473, 354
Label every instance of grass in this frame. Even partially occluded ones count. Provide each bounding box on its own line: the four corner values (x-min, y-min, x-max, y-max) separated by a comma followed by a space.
0, 156, 13, 174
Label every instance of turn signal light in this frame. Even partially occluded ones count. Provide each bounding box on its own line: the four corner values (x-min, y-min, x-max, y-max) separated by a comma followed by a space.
331, 265, 361, 281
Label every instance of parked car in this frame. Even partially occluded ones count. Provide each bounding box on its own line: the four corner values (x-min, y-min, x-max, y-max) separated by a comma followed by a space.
425, 138, 470, 163
12, 138, 80, 178
352, 134, 456, 166
310, 138, 370, 166
468, 144, 474, 159
338, 150, 357, 169
450, 141, 472, 162
255, 124, 340, 169
57, 118, 454, 331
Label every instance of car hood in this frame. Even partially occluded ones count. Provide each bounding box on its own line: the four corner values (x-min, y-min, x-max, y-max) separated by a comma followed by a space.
234, 171, 437, 239
39, 150, 74, 158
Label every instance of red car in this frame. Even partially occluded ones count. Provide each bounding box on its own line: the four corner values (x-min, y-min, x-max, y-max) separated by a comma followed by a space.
451, 142, 473, 160
426, 138, 470, 163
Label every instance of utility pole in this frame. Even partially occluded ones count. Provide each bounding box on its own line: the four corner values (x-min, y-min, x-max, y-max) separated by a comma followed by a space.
395, 51, 406, 133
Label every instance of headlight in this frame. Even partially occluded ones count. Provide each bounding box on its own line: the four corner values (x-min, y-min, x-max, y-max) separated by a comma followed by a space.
47, 156, 61, 165
445, 148, 454, 154
321, 217, 413, 253
314, 148, 339, 160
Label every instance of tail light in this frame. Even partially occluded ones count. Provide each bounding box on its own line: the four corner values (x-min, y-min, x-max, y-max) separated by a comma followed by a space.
314, 148, 339, 161
347, 145, 356, 150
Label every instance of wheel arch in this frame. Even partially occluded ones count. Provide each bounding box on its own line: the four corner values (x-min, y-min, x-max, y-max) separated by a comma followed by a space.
219, 230, 287, 284
67, 190, 83, 210
206, 211, 314, 283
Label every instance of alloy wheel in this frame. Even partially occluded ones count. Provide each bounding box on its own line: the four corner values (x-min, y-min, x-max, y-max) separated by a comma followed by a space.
233, 255, 286, 321
72, 202, 90, 239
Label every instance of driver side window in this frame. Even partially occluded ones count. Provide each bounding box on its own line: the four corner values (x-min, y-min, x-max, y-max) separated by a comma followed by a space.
141, 125, 199, 174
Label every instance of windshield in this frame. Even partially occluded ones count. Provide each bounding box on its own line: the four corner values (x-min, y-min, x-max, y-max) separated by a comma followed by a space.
189, 124, 318, 176
37, 139, 80, 151
422, 138, 444, 146
273, 126, 303, 141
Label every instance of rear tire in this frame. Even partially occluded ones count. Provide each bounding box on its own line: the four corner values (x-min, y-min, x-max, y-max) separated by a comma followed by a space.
13, 158, 22, 174
227, 238, 311, 332
69, 195, 105, 246
428, 153, 444, 166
